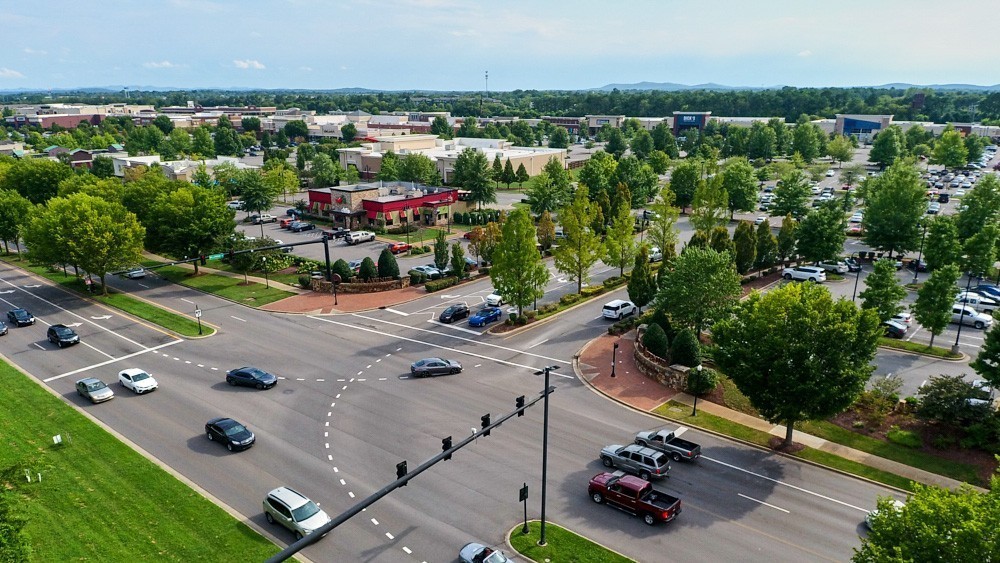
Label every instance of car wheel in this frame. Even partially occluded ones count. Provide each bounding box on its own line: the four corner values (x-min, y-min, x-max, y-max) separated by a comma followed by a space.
601, 456, 613, 468
643, 513, 656, 526
671, 452, 682, 462
295, 531, 303, 541
591, 492, 604, 504
639, 470, 651, 481
207, 432, 214, 441
227, 377, 237, 386
975, 321, 985, 329
783, 273, 792, 280
58, 341, 64, 348
77, 389, 83, 397
451, 368, 459, 374
227, 443, 234, 452
256, 383, 264, 390
809, 277, 817, 282
265, 512, 275, 524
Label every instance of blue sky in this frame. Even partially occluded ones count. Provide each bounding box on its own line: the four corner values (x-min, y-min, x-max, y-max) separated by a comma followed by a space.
2, 0, 997, 91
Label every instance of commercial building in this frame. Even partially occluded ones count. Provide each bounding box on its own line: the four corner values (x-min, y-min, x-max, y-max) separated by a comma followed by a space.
307, 181, 460, 231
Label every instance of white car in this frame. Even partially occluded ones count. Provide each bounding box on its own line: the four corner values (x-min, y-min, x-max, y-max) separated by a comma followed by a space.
754, 216, 767, 225
955, 189, 966, 197
865, 499, 905, 529
124, 267, 146, 279
226, 200, 244, 210
648, 247, 663, 262
825, 169, 836, 177
485, 293, 504, 307
891, 311, 913, 326
118, 368, 158, 394
782, 266, 826, 282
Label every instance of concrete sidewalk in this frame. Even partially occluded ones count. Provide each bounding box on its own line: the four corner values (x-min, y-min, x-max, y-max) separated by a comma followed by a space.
577, 332, 976, 492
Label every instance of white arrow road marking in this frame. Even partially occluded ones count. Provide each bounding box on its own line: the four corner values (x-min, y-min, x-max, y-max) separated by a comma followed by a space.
0, 290, 14, 294
24, 284, 41, 288
90, 315, 112, 320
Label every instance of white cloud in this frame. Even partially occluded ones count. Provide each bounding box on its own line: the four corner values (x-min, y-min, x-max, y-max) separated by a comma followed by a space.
798, 50, 813, 58
144, 60, 178, 69
299, 66, 313, 72
23, 47, 47, 55
339, 65, 348, 71
0, 68, 25, 79
234, 59, 265, 70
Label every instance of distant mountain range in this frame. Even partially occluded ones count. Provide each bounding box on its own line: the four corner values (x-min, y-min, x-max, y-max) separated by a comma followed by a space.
593, 81, 1000, 92
0, 86, 380, 95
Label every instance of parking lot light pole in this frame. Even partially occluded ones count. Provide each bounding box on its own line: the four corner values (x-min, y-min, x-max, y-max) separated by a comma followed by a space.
912, 223, 928, 284
850, 251, 863, 302
953, 271, 975, 355
533, 365, 559, 547
611, 342, 619, 378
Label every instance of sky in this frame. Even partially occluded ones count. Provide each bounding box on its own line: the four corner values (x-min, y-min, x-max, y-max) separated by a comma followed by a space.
2, 0, 998, 92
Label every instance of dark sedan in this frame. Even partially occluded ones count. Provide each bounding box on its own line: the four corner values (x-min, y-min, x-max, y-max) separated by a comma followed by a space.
226, 366, 278, 390
469, 307, 502, 327
290, 221, 316, 232
439, 303, 470, 323
410, 358, 462, 377
7, 308, 34, 327
205, 417, 255, 452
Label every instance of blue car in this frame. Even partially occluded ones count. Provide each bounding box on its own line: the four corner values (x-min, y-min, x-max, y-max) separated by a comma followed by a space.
469, 307, 502, 327
972, 284, 1000, 300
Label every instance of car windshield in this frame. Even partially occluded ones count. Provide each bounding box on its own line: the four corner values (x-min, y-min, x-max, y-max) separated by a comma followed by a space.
131, 372, 150, 382
55, 327, 73, 336
291, 500, 321, 522
250, 369, 271, 380
224, 423, 247, 437
86, 381, 106, 391
483, 551, 508, 563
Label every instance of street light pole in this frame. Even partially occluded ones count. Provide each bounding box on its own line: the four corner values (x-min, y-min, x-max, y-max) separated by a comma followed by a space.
611, 342, 619, 378
851, 251, 863, 302
262, 256, 269, 289
691, 364, 702, 416
953, 271, 975, 355
912, 223, 928, 284
532, 365, 559, 547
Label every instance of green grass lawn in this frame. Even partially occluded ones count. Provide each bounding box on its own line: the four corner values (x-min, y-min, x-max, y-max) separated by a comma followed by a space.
509, 521, 634, 563
0, 360, 279, 561
653, 401, 917, 491
203, 258, 304, 287
152, 265, 294, 306
18, 263, 212, 337
878, 337, 961, 359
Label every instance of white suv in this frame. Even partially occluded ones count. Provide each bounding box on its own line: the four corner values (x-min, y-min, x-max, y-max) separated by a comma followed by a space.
602, 299, 636, 320
263, 487, 332, 540
782, 266, 827, 282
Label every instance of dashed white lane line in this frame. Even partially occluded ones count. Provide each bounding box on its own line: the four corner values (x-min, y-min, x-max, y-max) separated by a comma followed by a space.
348, 492, 355, 498
328, 455, 333, 460
180, 298, 194, 304
385, 532, 394, 540
371, 518, 379, 525
197, 364, 204, 367
474, 364, 482, 368
185, 360, 191, 364
403, 547, 412, 554
366, 364, 372, 369
738, 493, 790, 513
336, 394, 341, 399
376, 358, 382, 363
325, 443, 330, 449
230, 316, 247, 322
45, 340, 183, 382
357, 371, 363, 376
383, 308, 410, 316
333, 467, 338, 473
340, 479, 346, 486
211, 367, 218, 370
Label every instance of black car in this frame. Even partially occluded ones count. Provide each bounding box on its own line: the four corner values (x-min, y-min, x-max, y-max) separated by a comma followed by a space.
937, 193, 950, 203
226, 366, 278, 389
439, 303, 470, 323
290, 221, 316, 233
7, 308, 34, 327
205, 417, 256, 452
47, 324, 80, 348
882, 320, 908, 339
325, 227, 350, 239
844, 257, 862, 272
906, 259, 928, 272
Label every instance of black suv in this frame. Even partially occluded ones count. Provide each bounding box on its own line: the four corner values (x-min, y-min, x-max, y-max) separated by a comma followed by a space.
7, 309, 35, 327
439, 303, 470, 323
47, 324, 80, 348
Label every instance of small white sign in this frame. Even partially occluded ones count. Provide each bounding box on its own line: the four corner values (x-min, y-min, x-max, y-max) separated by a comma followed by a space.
194, 309, 202, 318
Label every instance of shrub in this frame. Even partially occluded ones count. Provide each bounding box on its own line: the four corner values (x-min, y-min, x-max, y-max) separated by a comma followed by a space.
525, 310, 538, 320
409, 271, 427, 285
670, 328, 701, 367
581, 286, 604, 298
886, 425, 922, 449
687, 366, 718, 396
538, 303, 559, 315
377, 248, 400, 279
646, 307, 676, 340
331, 258, 353, 281
410, 246, 426, 255
298, 274, 311, 288
516, 315, 528, 326
560, 293, 581, 306
642, 323, 669, 359
479, 266, 490, 275
359, 257, 378, 281
609, 315, 642, 335
425, 276, 459, 293
603, 276, 624, 289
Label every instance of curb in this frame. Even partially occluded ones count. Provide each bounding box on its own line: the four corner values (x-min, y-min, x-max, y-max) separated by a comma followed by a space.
488, 284, 631, 339
572, 337, 920, 495
877, 343, 967, 362
505, 520, 637, 563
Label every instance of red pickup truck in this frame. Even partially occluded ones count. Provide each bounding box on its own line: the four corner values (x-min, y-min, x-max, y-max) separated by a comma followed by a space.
588, 471, 681, 526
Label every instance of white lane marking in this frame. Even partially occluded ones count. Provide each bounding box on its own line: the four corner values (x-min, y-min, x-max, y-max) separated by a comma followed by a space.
137, 283, 149, 288
357, 371, 363, 375
185, 360, 191, 364
32, 343, 44, 350
181, 298, 194, 304
474, 364, 482, 368
527, 338, 549, 349
348, 492, 355, 498
45, 340, 183, 382
340, 479, 346, 486
328, 455, 333, 460
211, 367, 218, 371
738, 493, 790, 513
197, 364, 204, 367
366, 364, 372, 369
296, 378, 305, 381
348, 314, 570, 367
333, 467, 339, 473
383, 308, 410, 316
403, 547, 412, 554
379, 377, 387, 381
325, 443, 330, 449
230, 316, 247, 322
385, 532, 394, 540
703, 456, 869, 513
310, 316, 559, 373
428, 319, 483, 335
324, 432, 328, 437
338, 378, 346, 381
317, 378, 324, 382
358, 378, 366, 381
336, 394, 341, 399
371, 518, 379, 525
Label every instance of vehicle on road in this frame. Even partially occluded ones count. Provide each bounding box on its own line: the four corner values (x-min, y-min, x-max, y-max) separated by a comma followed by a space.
324, 227, 350, 239
226, 366, 278, 389
459, 542, 512, 563
118, 368, 158, 394
599, 443, 671, 480
124, 267, 146, 279
439, 303, 470, 323
7, 308, 34, 327
951, 305, 993, 329
76, 377, 114, 403
955, 291, 998, 315
289, 221, 316, 232
882, 320, 908, 339
0, 321, 6, 336
865, 499, 905, 530
817, 260, 849, 274
205, 417, 255, 452
251, 214, 278, 224
346, 231, 376, 245
485, 293, 504, 307
47, 324, 80, 348
826, 169, 835, 177
782, 266, 826, 282
263, 487, 331, 540
588, 471, 682, 526
469, 306, 502, 327
410, 358, 462, 377
226, 200, 244, 210
388, 242, 412, 254
602, 299, 637, 321
634, 427, 702, 462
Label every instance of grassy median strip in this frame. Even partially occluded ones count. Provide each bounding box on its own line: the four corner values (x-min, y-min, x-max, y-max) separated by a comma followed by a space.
877, 337, 962, 359
153, 264, 294, 305
19, 263, 212, 337
509, 521, 635, 563
653, 401, 917, 491
0, 360, 278, 561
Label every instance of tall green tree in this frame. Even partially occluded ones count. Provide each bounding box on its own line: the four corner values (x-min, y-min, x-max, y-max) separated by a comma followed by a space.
145, 186, 234, 274
748, 121, 778, 161
430, 116, 452, 139
491, 154, 504, 189
536, 211, 556, 251
869, 126, 904, 168
378, 248, 400, 279
378, 151, 400, 181
826, 135, 855, 167
931, 128, 969, 169
754, 219, 778, 271
971, 327, 1000, 389
776, 213, 799, 264
553, 186, 602, 293
310, 153, 342, 187
732, 220, 757, 275
263, 163, 299, 203
525, 172, 561, 215
628, 246, 656, 312
283, 120, 308, 140
770, 169, 811, 218
795, 203, 847, 263
605, 128, 627, 159
578, 151, 617, 202
862, 160, 926, 257
515, 163, 530, 188
956, 173, 1000, 241
340, 122, 357, 142
604, 193, 638, 277
913, 264, 960, 348
722, 157, 757, 219
791, 118, 821, 163
0, 190, 33, 253
433, 229, 449, 271
501, 159, 516, 188
713, 282, 881, 447
689, 176, 729, 235
548, 126, 570, 149
213, 126, 242, 157
453, 148, 494, 208
646, 186, 680, 261
859, 259, 907, 322
654, 246, 742, 336
630, 129, 654, 160
923, 215, 962, 270
91, 155, 116, 178
651, 122, 679, 158
191, 126, 215, 156
962, 223, 999, 276
0, 158, 73, 204
542, 157, 572, 200
492, 208, 549, 317
450, 242, 467, 280
399, 153, 439, 185
614, 156, 659, 204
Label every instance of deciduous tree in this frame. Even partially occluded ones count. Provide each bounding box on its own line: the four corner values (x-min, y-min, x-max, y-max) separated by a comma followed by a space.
492, 208, 548, 317
869, 126, 904, 168
956, 173, 1000, 241
713, 282, 881, 447
722, 157, 757, 219
859, 259, 907, 322
145, 186, 234, 274
454, 148, 494, 208
776, 213, 798, 264
433, 230, 449, 271
654, 246, 742, 336
754, 219, 777, 271
690, 176, 729, 235
553, 186, 602, 293
733, 220, 757, 275
627, 246, 655, 312
826, 134, 855, 167
931, 128, 969, 169
795, 203, 846, 263
923, 215, 962, 270
646, 186, 680, 262
536, 211, 556, 251
770, 169, 811, 219
862, 160, 929, 257
604, 193, 637, 277
0, 190, 32, 253
548, 126, 570, 149
913, 264, 960, 348
0, 158, 73, 204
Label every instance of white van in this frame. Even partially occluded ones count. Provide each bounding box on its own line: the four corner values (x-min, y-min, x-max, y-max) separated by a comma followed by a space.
346, 231, 376, 245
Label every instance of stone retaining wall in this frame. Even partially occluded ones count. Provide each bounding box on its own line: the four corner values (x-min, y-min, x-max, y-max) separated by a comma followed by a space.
633, 326, 688, 389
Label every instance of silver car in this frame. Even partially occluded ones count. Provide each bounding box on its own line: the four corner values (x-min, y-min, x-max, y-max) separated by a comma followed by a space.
263, 487, 331, 540
76, 377, 114, 403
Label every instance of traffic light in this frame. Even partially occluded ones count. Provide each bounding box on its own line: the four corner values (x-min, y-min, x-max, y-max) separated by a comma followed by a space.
481, 414, 491, 437
396, 461, 407, 485
515, 395, 525, 416
200, 255, 207, 266
442, 436, 452, 460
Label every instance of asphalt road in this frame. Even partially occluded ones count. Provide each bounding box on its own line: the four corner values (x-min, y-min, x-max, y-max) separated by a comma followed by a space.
1, 259, 906, 562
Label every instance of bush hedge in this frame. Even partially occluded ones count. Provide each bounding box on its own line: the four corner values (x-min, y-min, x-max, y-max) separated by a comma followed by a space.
559, 293, 581, 306
425, 276, 459, 293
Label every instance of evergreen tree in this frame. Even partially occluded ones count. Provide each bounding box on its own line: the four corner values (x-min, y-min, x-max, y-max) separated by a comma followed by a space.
515, 163, 530, 189
670, 328, 701, 368
433, 229, 449, 271
642, 322, 669, 359
501, 159, 516, 188
709, 226, 734, 256
450, 242, 467, 280
733, 220, 757, 275
971, 327, 1000, 389
377, 248, 400, 279
359, 257, 378, 281
777, 214, 798, 264
627, 246, 656, 312
491, 154, 504, 189
754, 219, 778, 271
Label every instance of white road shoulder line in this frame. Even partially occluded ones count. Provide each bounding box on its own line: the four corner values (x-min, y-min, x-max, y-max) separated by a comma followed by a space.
738, 493, 790, 513
383, 308, 410, 316
704, 456, 868, 512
